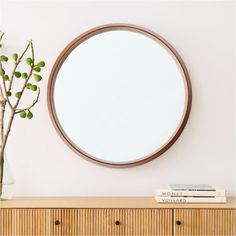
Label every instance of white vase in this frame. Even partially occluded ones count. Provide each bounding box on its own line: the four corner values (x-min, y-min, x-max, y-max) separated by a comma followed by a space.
0, 155, 15, 200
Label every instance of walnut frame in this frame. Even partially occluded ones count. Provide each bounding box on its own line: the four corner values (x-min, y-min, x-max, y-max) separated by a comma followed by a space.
47, 24, 192, 168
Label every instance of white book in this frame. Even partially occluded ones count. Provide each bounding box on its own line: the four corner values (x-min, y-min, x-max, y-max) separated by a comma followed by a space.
155, 184, 225, 197
155, 196, 226, 204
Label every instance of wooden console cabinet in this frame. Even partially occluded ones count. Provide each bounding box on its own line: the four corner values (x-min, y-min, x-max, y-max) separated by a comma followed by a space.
0, 197, 235, 235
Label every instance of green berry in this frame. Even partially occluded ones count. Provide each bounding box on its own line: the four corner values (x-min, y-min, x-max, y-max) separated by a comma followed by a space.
6, 91, 11, 97
36, 61, 45, 67
20, 111, 26, 118
26, 83, 32, 89
14, 71, 21, 78
0, 55, 8, 62
0, 69, 5, 76
33, 74, 42, 82
33, 67, 41, 72
30, 84, 37, 91
21, 72, 28, 79
26, 57, 33, 65
27, 111, 33, 119
15, 91, 22, 98
12, 53, 18, 62
4, 75, 9, 81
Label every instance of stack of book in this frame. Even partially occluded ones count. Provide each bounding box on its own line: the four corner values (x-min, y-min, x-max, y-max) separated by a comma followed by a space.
155, 184, 226, 203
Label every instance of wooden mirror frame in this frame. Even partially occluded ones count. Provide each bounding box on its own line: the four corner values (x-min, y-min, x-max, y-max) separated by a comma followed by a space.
47, 24, 192, 168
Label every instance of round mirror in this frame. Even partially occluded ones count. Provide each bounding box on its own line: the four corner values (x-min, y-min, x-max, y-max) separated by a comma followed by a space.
48, 24, 192, 167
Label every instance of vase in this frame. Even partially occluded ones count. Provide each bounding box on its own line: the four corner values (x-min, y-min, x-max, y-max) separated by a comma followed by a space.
0, 155, 15, 200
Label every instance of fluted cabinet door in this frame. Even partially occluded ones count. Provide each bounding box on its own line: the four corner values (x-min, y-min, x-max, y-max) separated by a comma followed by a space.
174, 209, 236, 236
124, 209, 172, 235
0, 209, 12, 235
92, 208, 125, 235
0, 208, 50, 236
50, 208, 172, 235
51, 208, 125, 235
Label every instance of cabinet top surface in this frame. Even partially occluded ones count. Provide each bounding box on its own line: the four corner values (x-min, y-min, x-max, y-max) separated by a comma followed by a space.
0, 197, 235, 209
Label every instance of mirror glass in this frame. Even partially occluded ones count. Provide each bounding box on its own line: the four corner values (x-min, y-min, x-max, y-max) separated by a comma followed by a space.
49, 25, 191, 167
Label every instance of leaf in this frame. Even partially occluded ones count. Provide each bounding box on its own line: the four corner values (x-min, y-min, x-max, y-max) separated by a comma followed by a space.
6, 91, 11, 97
20, 111, 26, 118
30, 84, 37, 91
26, 57, 33, 65
33, 74, 42, 82
21, 72, 28, 79
33, 67, 41, 72
27, 110, 33, 119
15, 91, 22, 98
0, 55, 8, 62
14, 71, 21, 78
36, 61, 45, 67
12, 53, 18, 62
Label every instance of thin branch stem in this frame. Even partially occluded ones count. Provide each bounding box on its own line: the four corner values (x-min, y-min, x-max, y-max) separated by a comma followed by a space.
0, 86, 6, 144
0, 32, 4, 45
15, 88, 40, 114
0, 32, 5, 197
2, 78, 13, 110
1, 110, 14, 154
0, 62, 13, 110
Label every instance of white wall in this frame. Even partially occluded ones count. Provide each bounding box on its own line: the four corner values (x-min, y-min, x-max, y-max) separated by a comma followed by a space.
0, 0, 235, 196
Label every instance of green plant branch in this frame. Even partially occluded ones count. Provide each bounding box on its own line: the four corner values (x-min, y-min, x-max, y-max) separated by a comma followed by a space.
8, 41, 31, 93
0, 34, 44, 198
0, 62, 13, 110
15, 88, 40, 114
1, 42, 35, 154
0, 31, 6, 197
13, 42, 34, 110
0, 87, 6, 141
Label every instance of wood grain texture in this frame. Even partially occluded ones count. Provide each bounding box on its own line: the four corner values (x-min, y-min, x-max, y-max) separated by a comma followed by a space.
0, 208, 50, 236
0, 197, 235, 209
51, 208, 172, 235
1, 198, 236, 236
51, 208, 61, 236
0, 208, 12, 235
125, 208, 172, 235
174, 209, 236, 236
